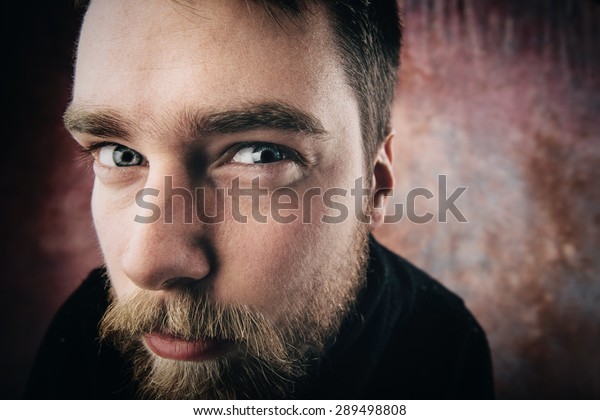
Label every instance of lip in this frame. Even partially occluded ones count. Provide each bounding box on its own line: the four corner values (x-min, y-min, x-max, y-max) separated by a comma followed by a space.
143, 332, 230, 361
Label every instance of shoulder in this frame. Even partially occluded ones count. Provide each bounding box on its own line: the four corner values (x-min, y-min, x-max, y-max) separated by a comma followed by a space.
25, 268, 131, 399
369, 238, 476, 332
39, 267, 110, 347
367, 239, 495, 399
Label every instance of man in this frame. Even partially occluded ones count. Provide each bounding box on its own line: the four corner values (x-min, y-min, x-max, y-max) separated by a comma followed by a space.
26, 0, 493, 399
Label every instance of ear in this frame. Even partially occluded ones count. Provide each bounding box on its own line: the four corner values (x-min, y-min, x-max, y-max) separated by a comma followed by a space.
369, 129, 395, 230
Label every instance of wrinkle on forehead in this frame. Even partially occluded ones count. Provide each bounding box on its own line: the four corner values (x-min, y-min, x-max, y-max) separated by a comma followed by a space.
78, 0, 333, 81
84, 0, 314, 43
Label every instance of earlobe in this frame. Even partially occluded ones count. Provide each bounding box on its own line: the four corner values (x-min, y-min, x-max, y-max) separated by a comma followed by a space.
369, 130, 395, 230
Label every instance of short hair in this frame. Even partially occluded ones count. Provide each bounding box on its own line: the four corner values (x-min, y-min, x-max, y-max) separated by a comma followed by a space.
322, 0, 402, 165
75, 0, 402, 166
253, 0, 402, 166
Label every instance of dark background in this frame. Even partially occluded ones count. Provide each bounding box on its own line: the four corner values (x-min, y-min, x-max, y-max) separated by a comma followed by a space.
2, 0, 599, 399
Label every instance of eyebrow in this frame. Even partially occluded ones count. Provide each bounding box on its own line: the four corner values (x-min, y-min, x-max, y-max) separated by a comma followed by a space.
189, 102, 327, 137
64, 102, 327, 140
64, 106, 133, 139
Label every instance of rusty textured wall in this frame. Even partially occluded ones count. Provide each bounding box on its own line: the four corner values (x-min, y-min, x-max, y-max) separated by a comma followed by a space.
376, 0, 600, 398
1, 0, 598, 398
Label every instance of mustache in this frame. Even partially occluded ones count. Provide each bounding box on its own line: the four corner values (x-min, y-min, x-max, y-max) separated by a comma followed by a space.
99, 288, 290, 362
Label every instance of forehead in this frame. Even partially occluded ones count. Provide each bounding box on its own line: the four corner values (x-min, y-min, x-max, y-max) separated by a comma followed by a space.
74, 0, 354, 128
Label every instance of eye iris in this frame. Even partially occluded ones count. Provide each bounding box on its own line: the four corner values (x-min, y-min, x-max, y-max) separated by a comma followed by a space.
113, 146, 141, 166
256, 146, 282, 163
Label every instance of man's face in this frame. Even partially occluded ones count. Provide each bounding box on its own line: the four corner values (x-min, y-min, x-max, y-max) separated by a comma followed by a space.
69, 0, 372, 398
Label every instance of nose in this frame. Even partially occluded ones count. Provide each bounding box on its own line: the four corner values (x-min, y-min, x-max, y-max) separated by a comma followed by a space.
120, 169, 212, 291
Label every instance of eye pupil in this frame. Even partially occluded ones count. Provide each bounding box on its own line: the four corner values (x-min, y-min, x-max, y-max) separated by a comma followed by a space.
259, 148, 277, 163
121, 150, 134, 163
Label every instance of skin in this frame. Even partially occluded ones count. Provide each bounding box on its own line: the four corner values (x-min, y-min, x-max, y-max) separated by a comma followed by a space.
68, 0, 394, 354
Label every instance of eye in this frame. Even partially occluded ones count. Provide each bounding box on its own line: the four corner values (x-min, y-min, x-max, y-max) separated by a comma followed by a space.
97, 144, 145, 167
231, 144, 292, 165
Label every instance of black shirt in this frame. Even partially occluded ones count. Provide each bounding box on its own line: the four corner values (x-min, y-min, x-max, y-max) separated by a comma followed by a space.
26, 238, 494, 399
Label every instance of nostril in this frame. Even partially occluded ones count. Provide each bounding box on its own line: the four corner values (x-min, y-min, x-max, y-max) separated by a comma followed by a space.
161, 276, 204, 289
161, 278, 175, 289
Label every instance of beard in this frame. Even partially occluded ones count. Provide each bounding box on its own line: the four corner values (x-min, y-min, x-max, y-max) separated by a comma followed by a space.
99, 224, 370, 399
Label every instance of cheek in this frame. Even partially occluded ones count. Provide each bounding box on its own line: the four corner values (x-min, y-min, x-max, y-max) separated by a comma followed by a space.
91, 182, 134, 297
211, 222, 313, 316
211, 186, 360, 318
